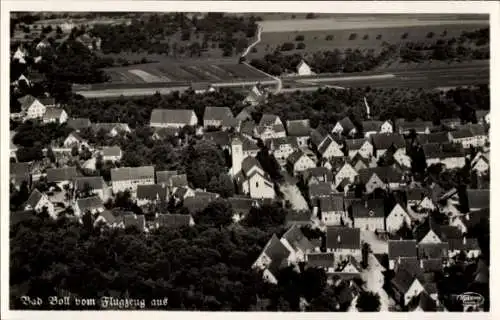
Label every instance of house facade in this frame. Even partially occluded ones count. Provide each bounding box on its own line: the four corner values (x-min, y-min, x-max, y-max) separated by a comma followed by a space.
111, 166, 155, 194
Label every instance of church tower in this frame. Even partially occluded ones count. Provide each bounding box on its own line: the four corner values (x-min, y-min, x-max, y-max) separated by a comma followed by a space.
231, 137, 244, 176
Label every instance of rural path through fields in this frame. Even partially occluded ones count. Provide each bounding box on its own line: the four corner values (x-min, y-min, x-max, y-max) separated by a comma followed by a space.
242, 25, 263, 58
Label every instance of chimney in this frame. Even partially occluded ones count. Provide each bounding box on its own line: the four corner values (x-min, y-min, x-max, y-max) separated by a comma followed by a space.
398, 257, 401, 264
420, 259, 424, 269
463, 237, 467, 245
337, 235, 341, 243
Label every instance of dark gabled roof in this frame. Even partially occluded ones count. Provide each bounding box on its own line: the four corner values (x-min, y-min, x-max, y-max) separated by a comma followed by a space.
98, 210, 120, 225
76, 196, 103, 212
319, 195, 345, 212
306, 253, 335, 268
122, 213, 145, 230
467, 189, 489, 209
228, 196, 258, 213
336, 117, 355, 133
417, 243, 449, 259
46, 166, 79, 182
150, 109, 196, 125
345, 138, 370, 151
423, 143, 465, 159
448, 238, 480, 251
449, 128, 473, 139
350, 198, 385, 218
240, 120, 256, 137
424, 132, 450, 144
391, 269, 418, 293
204, 131, 231, 146
310, 127, 329, 147
388, 240, 417, 259
398, 120, 433, 132
156, 170, 178, 185
371, 133, 406, 150
241, 135, 259, 151
183, 196, 213, 213
170, 174, 188, 188
136, 184, 168, 200
155, 214, 193, 228
282, 225, 315, 253
326, 226, 360, 250
42, 107, 65, 120
259, 114, 281, 127
358, 166, 402, 184
263, 234, 290, 261
74, 176, 105, 191
286, 119, 311, 137
362, 120, 383, 132
318, 136, 341, 155
242, 156, 262, 176
439, 225, 462, 240
287, 150, 306, 165
309, 182, 333, 198
268, 136, 298, 150
25, 189, 43, 208
111, 166, 155, 182
203, 107, 236, 127
421, 258, 443, 273
304, 166, 334, 182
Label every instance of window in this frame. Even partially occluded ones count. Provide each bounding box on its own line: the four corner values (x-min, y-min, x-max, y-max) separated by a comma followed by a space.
256, 182, 259, 188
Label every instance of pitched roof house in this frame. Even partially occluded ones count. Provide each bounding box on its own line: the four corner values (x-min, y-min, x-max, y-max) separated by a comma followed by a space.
74, 196, 104, 217
287, 150, 316, 176
110, 166, 155, 194
150, 109, 198, 128
326, 226, 361, 255
252, 234, 292, 284
371, 133, 406, 155
203, 106, 237, 129
42, 107, 68, 124
136, 184, 168, 205
46, 166, 79, 184
332, 117, 356, 136
67, 118, 92, 131
350, 198, 385, 231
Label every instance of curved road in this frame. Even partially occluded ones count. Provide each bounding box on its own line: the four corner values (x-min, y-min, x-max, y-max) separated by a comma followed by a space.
241, 25, 263, 58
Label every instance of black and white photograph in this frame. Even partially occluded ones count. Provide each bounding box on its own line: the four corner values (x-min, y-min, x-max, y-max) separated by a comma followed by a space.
1, 0, 497, 316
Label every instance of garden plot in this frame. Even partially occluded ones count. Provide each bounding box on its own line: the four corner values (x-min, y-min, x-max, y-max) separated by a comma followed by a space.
128, 69, 170, 83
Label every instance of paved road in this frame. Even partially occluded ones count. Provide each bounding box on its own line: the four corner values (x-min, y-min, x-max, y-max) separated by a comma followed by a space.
281, 62, 489, 90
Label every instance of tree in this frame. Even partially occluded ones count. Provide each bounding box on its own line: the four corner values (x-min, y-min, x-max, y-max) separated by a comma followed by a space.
207, 174, 235, 198
194, 199, 233, 227
349, 33, 357, 40
356, 291, 381, 311
401, 32, 409, 39
427, 31, 435, 38
296, 42, 306, 50
280, 42, 295, 51
46, 147, 56, 163
295, 35, 304, 41
243, 203, 287, 230
71, 145, 79, 157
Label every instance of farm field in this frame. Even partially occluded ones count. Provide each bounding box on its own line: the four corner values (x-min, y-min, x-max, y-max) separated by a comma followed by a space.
102, 61, 273, 84
248, 22, 488, 57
